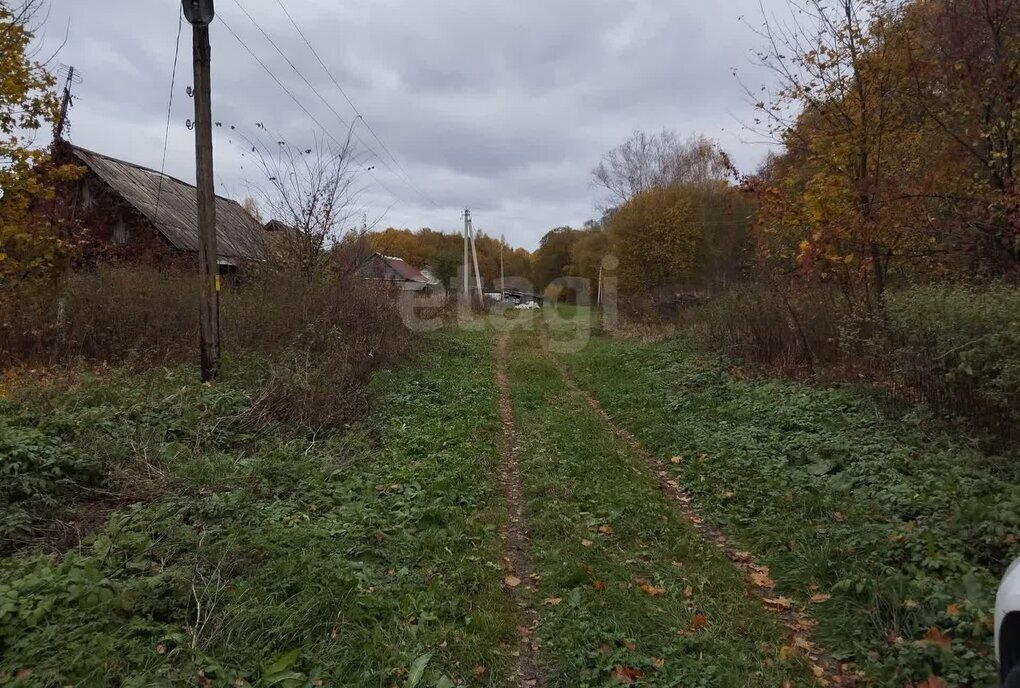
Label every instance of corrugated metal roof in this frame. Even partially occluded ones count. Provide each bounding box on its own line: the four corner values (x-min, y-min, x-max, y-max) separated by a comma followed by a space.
72, 146, 266, 261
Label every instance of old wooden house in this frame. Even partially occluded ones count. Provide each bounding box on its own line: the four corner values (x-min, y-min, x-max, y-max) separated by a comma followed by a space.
59, 143, 266, 268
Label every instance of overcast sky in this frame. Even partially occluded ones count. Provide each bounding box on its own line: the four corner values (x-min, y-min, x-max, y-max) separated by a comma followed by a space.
37, 0, 783, 250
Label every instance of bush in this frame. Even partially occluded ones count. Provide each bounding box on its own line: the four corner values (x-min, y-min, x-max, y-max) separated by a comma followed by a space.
675, 280, 1020, 446
0, 264, 420, 428
683, 284, 846, 373
1, 265, 198, 365
848, 283, 1020, 443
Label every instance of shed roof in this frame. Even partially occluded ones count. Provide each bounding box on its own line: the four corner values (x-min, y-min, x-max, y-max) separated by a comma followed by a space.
71, 145, 266, 262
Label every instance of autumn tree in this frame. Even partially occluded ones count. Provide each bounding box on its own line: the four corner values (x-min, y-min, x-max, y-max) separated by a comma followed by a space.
0, 0, 83, 292
592, 130, 732, 206
748, 0, 927, 303
533, 226, 584, 289
900, 0, 1020, 273
364, 226, 533, 289
569, 226, 609, 287
607, 185, 735, 294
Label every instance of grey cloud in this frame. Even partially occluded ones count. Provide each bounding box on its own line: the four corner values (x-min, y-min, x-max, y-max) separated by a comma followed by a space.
39, 0, 785, 250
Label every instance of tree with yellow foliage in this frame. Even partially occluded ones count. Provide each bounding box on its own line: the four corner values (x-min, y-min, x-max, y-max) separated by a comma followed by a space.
607, 186, 706, 293
0, 0, 83, 292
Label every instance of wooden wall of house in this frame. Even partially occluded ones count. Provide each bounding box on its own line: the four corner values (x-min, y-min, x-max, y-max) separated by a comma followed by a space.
71, 173, 177, 266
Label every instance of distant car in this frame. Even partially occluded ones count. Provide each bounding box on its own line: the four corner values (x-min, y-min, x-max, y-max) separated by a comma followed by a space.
515, 301, 540, 310
997, 558, 1020, 685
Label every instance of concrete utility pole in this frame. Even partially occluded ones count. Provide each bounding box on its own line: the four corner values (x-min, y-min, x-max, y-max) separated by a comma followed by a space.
468, 216, 483, 305
463, 209, 471, 300
499, 234, 505, 300
183, 0, 220, 382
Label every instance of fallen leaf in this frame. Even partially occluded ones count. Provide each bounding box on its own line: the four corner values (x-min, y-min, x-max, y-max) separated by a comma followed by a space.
811, 664, 825, 678
915, 677, 948, 688
692, 614, 708, 631
794, 636, 816, 652
581, 539, 593, 547
683, 585, 694, 599
473, 665, 486, 678
625, 640, 637, 651
640, 583, 666, 597
764, 596, 793, 609
597, 525, 614, 536
921, 627, 951, 650
612, 665, 642, 683
794, 618, 817, 631
505, 575, 522, 588
670, 456, 683, 464
749, 569, 776, 589
946, 603, 960, 617
651, 657, 665, 668
594, 579, 607, 591
542, 597, 562, 606
671, 560, 684, 568
811, 593, 832, 604
904, 599, 919, 609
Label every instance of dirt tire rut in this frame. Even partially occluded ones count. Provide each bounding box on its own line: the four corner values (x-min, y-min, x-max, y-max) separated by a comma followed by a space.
495, 334, 545, 688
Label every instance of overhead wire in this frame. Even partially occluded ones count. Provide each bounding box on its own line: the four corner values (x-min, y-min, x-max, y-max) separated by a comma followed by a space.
217, 15, 407, 206
154, 6, 184, 225
229, 0, 439, 209
271, 0, 440, 208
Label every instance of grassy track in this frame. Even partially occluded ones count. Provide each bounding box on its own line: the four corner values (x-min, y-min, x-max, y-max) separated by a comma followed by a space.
1, 330, 518, 687
5, 311, 1009, 687
505, 325, 816, 687
556, 319, 1018, 685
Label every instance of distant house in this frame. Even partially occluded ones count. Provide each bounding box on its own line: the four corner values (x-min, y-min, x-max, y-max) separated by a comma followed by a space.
58, 143, 266, 268
355, 253, 432, 291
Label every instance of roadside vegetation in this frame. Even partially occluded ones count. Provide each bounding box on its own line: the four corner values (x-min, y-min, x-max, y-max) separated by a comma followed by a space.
1, 329, 521, 686
557, 316, 1019, 685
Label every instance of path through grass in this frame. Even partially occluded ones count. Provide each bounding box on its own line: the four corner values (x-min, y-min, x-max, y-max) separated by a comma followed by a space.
554, 313, 1017, 686
505, 324, 817, 687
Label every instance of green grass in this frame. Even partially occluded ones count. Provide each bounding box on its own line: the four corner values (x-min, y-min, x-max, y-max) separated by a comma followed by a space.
0, 330, 518, 687
5, 305, 1010, 687
506, 326, 816, 687
557, 326, 1018, 686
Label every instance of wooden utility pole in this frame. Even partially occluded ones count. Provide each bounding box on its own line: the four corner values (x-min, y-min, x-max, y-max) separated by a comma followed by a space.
184, 0, 220, 381
53, 66, 76, 142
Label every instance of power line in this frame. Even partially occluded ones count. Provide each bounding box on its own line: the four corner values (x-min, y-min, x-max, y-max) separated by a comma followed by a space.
217, 15, 407, 206
271, 0, 439, 208
229, 0, 438, 210
155, 7, 184, 225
